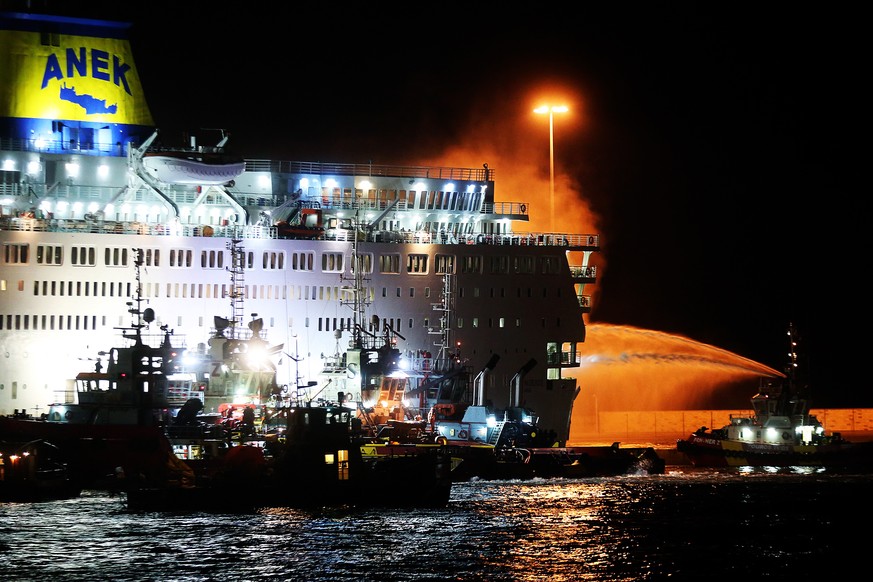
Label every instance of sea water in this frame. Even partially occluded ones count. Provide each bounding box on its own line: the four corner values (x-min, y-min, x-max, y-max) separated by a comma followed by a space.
2, 468, 870, 581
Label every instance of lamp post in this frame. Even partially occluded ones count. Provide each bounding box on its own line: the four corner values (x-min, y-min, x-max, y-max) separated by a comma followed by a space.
534, 105, 568, 232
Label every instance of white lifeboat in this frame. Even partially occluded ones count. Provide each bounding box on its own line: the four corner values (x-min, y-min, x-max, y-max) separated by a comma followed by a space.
142, 151, 245, 185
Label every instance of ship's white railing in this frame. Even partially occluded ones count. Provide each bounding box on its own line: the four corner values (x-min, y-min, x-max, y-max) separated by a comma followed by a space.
247, 159, 493, 181
0, 217, 278, 238
0, 215, 598, 249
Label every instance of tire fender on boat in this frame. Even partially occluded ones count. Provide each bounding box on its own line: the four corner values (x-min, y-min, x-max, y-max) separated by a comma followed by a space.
435, 436, 448, 446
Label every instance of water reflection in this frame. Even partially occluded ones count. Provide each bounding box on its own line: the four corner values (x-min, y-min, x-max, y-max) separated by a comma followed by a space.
1, 471, 869, 581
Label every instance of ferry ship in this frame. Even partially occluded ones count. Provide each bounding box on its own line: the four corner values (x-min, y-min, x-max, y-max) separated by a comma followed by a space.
0, 10, 599, 446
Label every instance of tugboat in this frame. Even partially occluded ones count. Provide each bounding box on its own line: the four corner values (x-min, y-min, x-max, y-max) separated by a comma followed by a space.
677, 324, 873, 470
0, 249, 185, 487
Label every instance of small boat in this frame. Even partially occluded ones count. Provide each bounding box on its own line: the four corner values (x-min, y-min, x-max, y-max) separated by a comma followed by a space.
141, 150, 245, 186
138, 129, 246, 186
677, 324, 873, 470
0, 250, 190, 487
0, 439, 82, 502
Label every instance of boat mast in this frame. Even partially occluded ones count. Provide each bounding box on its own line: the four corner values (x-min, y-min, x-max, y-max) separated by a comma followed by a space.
122, 248, 148, 346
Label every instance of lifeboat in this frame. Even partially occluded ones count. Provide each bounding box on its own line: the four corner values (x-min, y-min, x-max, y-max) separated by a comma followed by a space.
142, 150, 245, 185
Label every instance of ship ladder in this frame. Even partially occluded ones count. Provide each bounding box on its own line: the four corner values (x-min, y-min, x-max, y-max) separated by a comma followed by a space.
488, 421, 506, 445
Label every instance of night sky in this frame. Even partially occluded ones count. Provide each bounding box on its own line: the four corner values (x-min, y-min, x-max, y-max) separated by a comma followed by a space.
12, 2, 867, 406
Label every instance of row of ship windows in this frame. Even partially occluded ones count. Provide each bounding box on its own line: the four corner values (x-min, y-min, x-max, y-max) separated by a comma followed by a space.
3, 280, 563, 302
2, 243, 564, 275
0, 312, 548, 333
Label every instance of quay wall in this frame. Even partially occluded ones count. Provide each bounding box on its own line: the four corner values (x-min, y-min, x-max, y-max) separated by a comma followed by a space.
573, 408, 873, 439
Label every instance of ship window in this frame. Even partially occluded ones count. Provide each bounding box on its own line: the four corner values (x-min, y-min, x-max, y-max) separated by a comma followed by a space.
321, 252, 344, 273
489, 255, 509, 274
406, 254, 428, 274
83, 247, 96, 266
461, 255, 482, 274
457, 318, 463, 328
291, 252, 314, 272
143, 248, 160, 267
200, 249, 224, 269
4, 243, 30, 264
263, 251, 285, 270
104, 246, 129, 267
540, 257, 560, 274
379, 254, 401, 274
435, 254, 455, 274
353, 253, 373, 274
472, 318, 479, 328
170, 249, 187, 267
36, 244, 63, 265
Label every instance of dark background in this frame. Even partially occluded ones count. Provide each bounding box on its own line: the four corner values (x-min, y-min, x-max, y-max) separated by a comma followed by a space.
9, 1, 867, 406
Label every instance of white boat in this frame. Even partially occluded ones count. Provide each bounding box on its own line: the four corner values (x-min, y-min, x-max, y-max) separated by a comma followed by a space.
141, 151, 246, 186
0, 10, 599, 445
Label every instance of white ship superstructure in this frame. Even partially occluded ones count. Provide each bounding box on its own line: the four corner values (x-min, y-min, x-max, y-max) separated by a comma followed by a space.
0, 10, 598, 443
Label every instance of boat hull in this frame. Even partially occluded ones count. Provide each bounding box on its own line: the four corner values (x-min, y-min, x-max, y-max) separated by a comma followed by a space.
0, 417, 171, 486
126, 444, 452, 512
0, 439, 83, 502
141, 154, 245, 185
676, 434, 873, 470
365, 442, 665, 481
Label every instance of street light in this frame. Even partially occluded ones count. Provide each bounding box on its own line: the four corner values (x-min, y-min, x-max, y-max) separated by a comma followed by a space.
534, 105, 568, 232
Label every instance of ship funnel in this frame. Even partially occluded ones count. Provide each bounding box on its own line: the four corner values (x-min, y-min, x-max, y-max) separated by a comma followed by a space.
473, 354, 500, 406
510, 359, 537, 408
